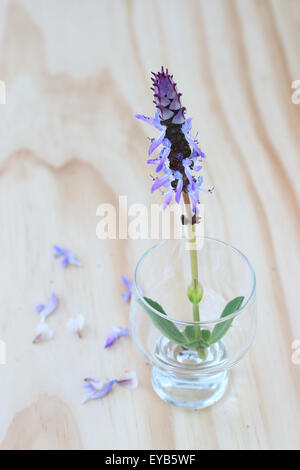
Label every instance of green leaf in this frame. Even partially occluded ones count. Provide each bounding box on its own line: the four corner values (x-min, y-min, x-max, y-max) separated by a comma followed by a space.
209, 296, 244, 345
201, 329, 211, 343
183, 327, 211, 349
185, 338, 210, 349
184, 325, 197, 343
140, 297, 187, 345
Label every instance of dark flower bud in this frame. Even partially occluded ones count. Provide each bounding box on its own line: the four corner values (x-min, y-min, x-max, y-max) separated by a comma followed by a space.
151, 67, 186, 125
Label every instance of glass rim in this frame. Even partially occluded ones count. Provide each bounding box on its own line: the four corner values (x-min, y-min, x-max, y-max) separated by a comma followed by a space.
134, 237, 256, 326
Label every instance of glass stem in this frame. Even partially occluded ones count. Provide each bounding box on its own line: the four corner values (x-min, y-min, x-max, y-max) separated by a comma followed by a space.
183, 192, 201, 339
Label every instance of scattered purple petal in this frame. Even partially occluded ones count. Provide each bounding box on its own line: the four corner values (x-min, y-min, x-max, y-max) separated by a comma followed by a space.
33, 321, 54, 344
84, 377, 105, 392
105, 327, 130, 348
81, 371, 138, 404
53, 245, 82, 269
117, 370, 139, 390
35, 292, 58, 321
67, 314, 85, 338
121, 275, 133, 302
53, 245, 64, 257
81, 379, 116, 404
61, 257, 69, 269
35, 304, 46, 313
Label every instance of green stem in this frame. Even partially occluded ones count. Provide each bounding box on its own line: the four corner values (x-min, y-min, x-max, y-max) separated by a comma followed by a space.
183, 192, 202, 339
193, 302, 200, 323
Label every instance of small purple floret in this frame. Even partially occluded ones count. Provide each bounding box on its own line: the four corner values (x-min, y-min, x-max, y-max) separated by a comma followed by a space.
53, 245, 82, 269
116, 371, 139, 389
35, 304, 46, 313
35, 292, 58, 321
81, 379, 116, 404
105, 327, 130, 348
81, 371, 138, 404
121, 275, 133, 302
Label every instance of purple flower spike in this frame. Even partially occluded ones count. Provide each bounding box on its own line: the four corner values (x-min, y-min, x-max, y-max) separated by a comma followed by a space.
121, 275, 132, 302
105, 327, 130, 349
35, 292, 58, 321
136, 67, 210, 215
53, 245, 82, 269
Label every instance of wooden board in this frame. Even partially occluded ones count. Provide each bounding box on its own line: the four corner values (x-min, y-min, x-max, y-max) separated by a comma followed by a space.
0, 0, 299, 450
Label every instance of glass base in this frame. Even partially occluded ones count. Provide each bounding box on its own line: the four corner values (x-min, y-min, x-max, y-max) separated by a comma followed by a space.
152, 336, 229, 409
152, 367, 228, 409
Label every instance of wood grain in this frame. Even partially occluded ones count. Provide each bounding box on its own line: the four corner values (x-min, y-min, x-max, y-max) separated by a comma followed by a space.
0, 0, 299, 450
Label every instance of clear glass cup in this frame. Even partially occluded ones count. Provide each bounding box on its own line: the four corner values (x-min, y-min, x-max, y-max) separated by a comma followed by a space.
130, 237, 257, 409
